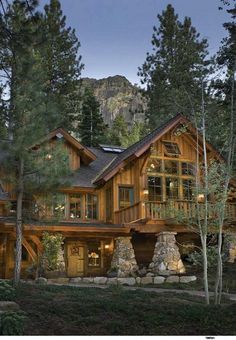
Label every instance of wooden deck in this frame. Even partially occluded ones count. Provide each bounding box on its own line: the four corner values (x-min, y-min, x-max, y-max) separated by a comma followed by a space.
114, 201, 236, 224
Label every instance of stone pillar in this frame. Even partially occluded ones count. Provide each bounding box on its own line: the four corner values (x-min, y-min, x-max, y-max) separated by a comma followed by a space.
110, 237, 138, 277
149, 232, 185, 275
224, 234, 236, 263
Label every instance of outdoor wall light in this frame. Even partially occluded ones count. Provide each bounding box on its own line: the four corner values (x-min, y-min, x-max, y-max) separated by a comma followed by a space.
143, 189, 149, 195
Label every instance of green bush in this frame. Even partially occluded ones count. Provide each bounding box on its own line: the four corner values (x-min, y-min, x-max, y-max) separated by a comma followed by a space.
188, 246, 224, 268
41, 232, 64, 271
0, 280, 16, 301
0, 311, 27, 335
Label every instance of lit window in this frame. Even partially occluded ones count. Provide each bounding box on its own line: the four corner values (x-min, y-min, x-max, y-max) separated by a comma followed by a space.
163, 141, 181, 156
69, 194, 82, 219
148, 177, 162, 201
52, 194, 65, 218
119, 187, 134, 209
166, 178, 179, 199
147, 159, 162, 173
88, 242, 101, 267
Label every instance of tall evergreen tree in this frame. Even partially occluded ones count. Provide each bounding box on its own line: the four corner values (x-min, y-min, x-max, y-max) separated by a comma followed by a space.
207, 1, 236, 153
138, 4, 210, 127
79, 87, 107, 146
41, 0, 84, 131
0, 0, 71, 285
106, 114, 129, 146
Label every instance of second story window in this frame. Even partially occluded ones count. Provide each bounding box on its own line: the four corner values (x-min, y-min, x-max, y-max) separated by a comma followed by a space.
164, 160, 178, 175
182, 162, 195, 176
68, 193, 98, 220
86, 194, 98, 220
166, 178, 179, 199
183, 179, 194, 201
69, 194, 82, 219
148, 176, 162, 201
119, 186, 134, 209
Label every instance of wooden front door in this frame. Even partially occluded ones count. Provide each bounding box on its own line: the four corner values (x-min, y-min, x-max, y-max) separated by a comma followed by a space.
67, 242, 85, 277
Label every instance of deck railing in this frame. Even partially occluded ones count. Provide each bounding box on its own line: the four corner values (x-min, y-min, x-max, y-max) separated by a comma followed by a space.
114, 200, 236, 224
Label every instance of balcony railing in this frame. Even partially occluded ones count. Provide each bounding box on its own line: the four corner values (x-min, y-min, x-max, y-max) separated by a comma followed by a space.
114, 200, 236, 224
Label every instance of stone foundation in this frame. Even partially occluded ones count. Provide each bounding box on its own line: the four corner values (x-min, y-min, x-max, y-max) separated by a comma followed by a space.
224, 234, 236, 263
149, 232, 185, 275
110, 237, 138, 277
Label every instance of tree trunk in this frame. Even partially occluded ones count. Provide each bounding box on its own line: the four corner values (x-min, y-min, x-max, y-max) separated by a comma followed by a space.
202, 234, 210, 304
214, 224, 223, 304
13, 158, 24, 287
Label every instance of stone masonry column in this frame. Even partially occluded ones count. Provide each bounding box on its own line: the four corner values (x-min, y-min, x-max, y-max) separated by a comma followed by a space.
224, 234, 236, 263
110, 237, 138, 277
149, 232, 185, 275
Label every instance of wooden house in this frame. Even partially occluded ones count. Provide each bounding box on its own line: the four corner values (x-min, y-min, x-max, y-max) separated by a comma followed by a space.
0, 114, 235, 279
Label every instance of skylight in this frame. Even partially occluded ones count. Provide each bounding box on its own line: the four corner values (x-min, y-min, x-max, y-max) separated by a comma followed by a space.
99, 144, 126, 153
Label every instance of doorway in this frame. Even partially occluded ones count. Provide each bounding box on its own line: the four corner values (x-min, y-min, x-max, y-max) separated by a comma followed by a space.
67, 241, 85, 277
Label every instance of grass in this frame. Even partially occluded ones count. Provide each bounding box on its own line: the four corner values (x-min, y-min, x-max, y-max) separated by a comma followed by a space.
14, 282, 236, 335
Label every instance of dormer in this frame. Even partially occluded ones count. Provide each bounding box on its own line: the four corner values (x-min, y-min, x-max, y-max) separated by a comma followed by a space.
32, 128, 97, 171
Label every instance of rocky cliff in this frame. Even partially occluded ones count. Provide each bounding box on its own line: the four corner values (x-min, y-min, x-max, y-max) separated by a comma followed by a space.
81, 75, 147, 127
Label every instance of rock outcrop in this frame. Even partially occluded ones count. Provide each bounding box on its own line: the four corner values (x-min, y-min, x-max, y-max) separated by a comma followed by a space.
81, 75, 147, 127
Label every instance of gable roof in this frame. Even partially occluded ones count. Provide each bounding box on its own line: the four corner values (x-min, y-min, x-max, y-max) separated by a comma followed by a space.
33, 128, 97, 165
93, 113, 224, 185
67, 147, 117, 188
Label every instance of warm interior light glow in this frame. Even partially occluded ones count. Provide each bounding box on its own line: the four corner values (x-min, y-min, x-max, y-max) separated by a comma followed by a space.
46, 154, 52, 160
143, 189, 149, 195
105, 244, 110, 249
197, 193, 205, 202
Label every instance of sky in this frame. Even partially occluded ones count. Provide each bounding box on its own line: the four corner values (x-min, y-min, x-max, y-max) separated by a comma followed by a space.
41, 0, 230, 85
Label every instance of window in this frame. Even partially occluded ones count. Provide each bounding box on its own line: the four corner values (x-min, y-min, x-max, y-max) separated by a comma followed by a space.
148, 177, 162, 201
166, 178, 179, 199
183, 179, 194, 200
87, 241, 101, 267
164, 160, 178, 175
147, 159, 162, 173
182, 162, 195, 176
86, 194, 98, 219
163, 141, 181, 156
69, 194, 83, 219
119, 186, 134, 209
52, 194, 65, 218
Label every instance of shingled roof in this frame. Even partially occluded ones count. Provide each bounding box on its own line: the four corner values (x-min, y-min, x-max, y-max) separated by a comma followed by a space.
66, 147, 117, 188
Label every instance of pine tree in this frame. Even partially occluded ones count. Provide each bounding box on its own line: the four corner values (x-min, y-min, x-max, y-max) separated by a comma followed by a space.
138, 4, 210, 127
79, 87, 107, 146
0, 0, 71, 285
41, 0, 84, 131
106, 114, 129, 146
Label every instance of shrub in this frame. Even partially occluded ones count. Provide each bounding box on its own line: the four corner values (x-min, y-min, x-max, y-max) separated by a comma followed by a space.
0, 311, 27, 335
188, 246, 225, 268
41, 232, 64, 271
0, 280, 16, 301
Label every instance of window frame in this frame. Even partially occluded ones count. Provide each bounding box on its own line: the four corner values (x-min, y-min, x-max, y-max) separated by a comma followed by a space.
118, 185, 134, 210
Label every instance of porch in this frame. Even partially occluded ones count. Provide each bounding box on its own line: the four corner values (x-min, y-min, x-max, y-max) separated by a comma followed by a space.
114, 201, 236, 224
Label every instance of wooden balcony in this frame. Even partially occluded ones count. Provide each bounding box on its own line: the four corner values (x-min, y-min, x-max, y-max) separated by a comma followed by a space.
114, 200, 236, 224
